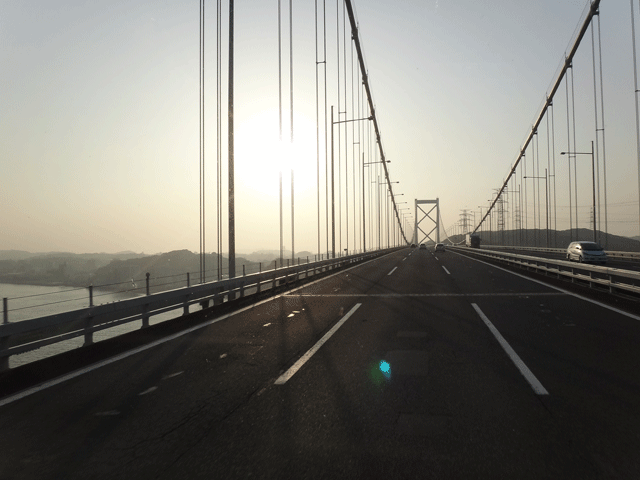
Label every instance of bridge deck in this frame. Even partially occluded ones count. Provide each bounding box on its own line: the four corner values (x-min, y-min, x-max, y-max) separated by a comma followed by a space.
1, 248, 640, 479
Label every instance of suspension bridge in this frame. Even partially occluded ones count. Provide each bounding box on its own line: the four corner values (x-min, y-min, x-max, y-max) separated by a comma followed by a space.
3, 0, 640, 478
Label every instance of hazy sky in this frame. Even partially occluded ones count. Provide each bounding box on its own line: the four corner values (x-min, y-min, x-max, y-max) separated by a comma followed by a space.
1, 0, 638, 255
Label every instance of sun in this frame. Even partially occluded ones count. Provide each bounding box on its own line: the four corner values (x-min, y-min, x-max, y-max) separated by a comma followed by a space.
236, 108, 320, 198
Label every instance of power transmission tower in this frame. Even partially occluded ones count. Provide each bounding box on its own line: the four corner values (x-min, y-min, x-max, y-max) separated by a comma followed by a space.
459, 210, 471, 234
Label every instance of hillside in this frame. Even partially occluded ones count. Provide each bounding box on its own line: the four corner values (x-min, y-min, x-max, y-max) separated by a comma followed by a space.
0, 251, 150, 287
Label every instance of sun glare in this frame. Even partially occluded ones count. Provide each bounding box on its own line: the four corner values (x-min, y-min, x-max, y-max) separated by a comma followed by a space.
237, 109, 319, 198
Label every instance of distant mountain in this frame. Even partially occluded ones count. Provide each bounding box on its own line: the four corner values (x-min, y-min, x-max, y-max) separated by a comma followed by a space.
240, 250, 317, 263
90, 250, 264, 293
0, 251, 150, 287
0, 250, 38, 261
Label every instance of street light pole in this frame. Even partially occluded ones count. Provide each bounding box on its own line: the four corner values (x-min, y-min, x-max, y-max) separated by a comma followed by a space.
561, 141, 596, 243
363, 159, 389, 252
331, 106, 373, 257
381, 181, 399, 249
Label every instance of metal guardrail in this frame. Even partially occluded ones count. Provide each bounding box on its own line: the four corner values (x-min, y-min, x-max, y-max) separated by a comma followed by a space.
0, 249, 398, 371
450, 246, 640, 296
481, 245, 640, 260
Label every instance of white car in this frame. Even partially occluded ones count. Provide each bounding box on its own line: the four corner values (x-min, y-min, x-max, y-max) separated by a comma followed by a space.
434, 243, 445, 252
566, 241, 607, 264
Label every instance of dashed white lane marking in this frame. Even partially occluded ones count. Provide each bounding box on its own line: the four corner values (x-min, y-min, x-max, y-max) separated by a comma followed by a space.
162, 371, 183, 380
275, 303, 362, 385
388, 267, 398, 276
434, 256, 439, 261
95, 410, 120, 416
442, 266, 451, 275
138, 386, 158, 396
471, 303, 548, 396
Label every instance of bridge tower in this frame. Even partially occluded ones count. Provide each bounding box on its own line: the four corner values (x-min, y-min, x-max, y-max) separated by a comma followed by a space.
414, 199, 440, 245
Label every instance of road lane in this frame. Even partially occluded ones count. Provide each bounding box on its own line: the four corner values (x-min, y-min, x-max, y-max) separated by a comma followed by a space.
2, 246, 640, 478
449, 248, 640, 478
163, 249, 589, 478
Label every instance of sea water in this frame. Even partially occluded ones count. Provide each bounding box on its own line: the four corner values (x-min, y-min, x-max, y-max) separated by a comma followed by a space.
0, 283, 182, 368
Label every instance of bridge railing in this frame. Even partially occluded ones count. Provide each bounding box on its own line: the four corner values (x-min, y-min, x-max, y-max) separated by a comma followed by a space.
0, 248, 400, 371
479, 245, 640, 260
450, 246, 640, 297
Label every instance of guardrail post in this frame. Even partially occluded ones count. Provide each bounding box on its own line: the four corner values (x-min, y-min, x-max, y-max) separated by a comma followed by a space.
141, 273, 151, 328
240, 266, 245, 297
213, 287, 222, 305
183, 294, 190, 316
142, 304, 149, 328
84, 287, 94, 346
1, 298, 8, 371
183, 275, 190, 315
0, 345, 7, 372
83, 316, 94, 345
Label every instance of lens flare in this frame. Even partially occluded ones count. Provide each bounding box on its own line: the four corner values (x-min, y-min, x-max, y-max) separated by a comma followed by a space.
379, 360, 391, 379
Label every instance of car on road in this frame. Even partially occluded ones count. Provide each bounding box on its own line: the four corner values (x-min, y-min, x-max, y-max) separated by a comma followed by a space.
410, 243, 417, 248
435, 243, 445, 252
566, 241, 607, 264
419, 243, 426, 250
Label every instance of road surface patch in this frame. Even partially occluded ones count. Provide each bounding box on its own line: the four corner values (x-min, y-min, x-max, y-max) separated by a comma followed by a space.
383, 351, 429, 376
396, 414, 450, 436
397, 331, 428, 338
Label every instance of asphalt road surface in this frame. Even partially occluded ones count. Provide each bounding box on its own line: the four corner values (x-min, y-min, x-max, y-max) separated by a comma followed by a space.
2, 247, 640, 479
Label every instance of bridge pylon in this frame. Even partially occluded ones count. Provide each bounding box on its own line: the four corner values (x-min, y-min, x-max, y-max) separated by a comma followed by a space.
414, 199, 440, 245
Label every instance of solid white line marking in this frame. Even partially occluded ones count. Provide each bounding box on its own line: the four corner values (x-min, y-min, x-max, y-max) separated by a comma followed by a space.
275, 303, 362, 385
442, 266, 451, 275
287, 292, 565, 297
471, 303, 548, 395
388, 267, 398, 276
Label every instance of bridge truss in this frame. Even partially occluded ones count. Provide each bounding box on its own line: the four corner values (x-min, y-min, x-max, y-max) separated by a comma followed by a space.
414, 199, 440, 245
